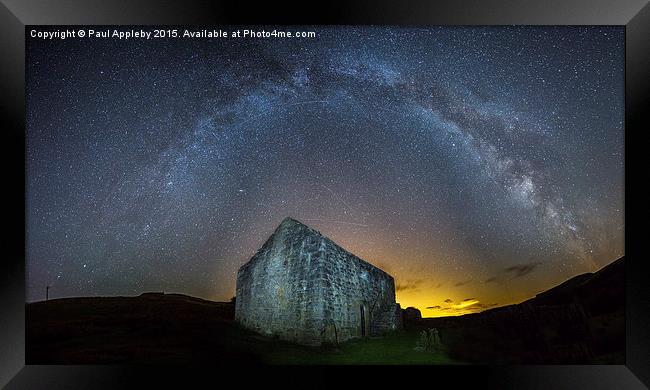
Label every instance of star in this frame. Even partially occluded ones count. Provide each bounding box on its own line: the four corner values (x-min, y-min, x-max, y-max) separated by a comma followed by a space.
26, 26, 624, 317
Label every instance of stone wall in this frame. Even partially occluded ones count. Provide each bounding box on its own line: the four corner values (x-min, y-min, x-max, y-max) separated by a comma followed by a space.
235, 217, 401, 346
319, 236, 400, 342
235, 218, 325, 345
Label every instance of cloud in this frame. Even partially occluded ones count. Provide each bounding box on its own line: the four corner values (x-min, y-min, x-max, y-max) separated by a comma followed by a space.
504, 262, 542, 278
460, 302, 500, 313
454, 279, 472, 287
484, 276, 498, 283
452, 299, 480, 309
395, 279, 424, 292
432, 295, 502, 316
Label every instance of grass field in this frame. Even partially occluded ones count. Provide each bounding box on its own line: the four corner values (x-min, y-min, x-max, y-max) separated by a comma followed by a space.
256, 330, 459, 364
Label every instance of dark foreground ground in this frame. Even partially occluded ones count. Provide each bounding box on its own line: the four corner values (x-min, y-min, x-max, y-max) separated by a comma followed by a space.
26, 293, 457, 364
27, 257, 624, 364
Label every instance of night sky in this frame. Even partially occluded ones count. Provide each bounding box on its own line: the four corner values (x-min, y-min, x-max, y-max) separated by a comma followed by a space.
26, 26, 624, 317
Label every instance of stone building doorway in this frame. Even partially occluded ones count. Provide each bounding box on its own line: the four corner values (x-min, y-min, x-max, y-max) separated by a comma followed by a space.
360, 304, 367, 336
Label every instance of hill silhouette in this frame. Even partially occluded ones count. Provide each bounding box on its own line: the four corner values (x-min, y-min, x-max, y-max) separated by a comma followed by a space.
413, 257, 625, 363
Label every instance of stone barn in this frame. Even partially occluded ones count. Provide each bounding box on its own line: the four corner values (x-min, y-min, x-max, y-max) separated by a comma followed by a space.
235, 217, 402, 346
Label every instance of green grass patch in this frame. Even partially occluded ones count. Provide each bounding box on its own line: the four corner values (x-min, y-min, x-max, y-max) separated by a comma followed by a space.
259, 331, 462, 365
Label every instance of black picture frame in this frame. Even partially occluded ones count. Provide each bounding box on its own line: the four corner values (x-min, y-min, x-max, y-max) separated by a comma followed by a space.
2, 0, 648, 388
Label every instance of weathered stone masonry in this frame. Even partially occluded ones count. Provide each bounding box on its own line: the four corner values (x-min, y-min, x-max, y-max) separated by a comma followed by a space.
235, 217, 402, 346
